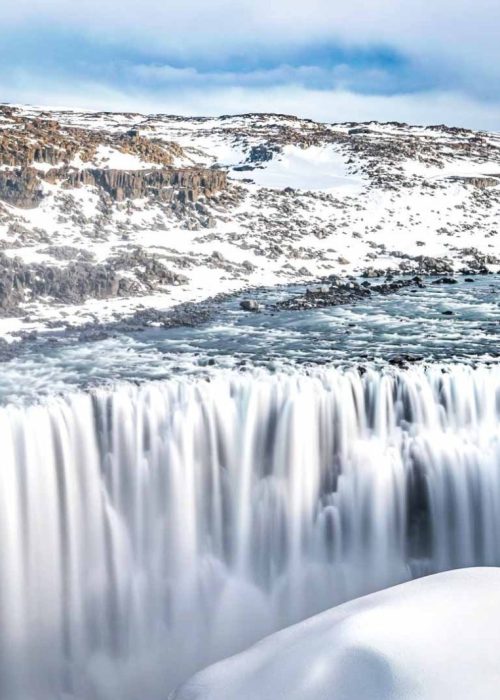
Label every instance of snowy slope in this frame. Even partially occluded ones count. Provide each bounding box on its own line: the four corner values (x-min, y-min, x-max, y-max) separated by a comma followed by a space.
172, 568, 500, 700
0, 105, 498, 339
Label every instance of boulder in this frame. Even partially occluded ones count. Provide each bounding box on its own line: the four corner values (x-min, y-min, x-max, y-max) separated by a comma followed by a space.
240, 299, 260, 312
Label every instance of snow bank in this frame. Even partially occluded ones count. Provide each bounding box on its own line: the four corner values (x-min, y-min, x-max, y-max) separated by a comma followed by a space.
231, 144, 366, 192
172, 568, 500, 700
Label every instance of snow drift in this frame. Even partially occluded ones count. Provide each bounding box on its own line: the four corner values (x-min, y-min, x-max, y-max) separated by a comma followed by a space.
172, 567, 500, 700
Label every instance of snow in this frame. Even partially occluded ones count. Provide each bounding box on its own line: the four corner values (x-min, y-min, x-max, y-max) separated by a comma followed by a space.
71, 145, 160, 170
403, 157, 500, 180
143, 127, 247, 168
172, 568, 500, 700
230, 144, 366, 192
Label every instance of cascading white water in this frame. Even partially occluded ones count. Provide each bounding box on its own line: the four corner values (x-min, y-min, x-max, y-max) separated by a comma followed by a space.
0, 364, 499, 699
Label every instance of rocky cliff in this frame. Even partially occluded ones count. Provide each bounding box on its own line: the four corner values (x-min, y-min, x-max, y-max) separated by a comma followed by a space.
46, 166, 227, 203
0, 107, 227, 209
0, 165, 227, 209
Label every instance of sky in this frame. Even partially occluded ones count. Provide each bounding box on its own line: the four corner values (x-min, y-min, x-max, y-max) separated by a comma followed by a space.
0, 0, 498, 129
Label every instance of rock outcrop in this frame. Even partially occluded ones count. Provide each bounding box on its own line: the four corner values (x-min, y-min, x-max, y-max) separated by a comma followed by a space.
45, 166, 227, 203
0, 251, 187, 313
0, 112, 182, 168
0, 168, 44, 208
0, 165, 227, 209
0, 107, 228, 209
448, 175, 500, 189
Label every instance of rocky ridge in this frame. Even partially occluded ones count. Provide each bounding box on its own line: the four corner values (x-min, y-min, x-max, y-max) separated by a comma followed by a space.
0, 111, 227, 209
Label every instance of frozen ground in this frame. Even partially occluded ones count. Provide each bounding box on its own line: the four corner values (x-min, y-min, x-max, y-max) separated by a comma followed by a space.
172, 568, 500, 700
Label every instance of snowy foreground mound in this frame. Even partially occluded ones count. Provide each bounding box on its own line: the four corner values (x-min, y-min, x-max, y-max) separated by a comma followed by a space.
172, 568, 500, 700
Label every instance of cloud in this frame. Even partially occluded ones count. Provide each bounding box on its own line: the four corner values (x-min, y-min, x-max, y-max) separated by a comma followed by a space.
0, 0, 498, 128
2, 0, 499, 76
129, 62, 420, 96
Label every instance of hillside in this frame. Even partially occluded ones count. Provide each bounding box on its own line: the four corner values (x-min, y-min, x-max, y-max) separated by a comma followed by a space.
0, 105, 498, 339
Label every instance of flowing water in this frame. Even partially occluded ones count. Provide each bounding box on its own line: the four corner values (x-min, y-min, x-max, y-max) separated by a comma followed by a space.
1, 274, 498, 404
1, 364, 499, 699
0, 276, 498, 697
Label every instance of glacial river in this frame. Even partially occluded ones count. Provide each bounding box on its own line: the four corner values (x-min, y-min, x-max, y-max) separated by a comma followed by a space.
1, 274, 497, 404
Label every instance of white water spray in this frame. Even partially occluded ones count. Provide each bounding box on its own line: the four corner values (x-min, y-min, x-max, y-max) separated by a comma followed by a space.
0, 365, 499, 699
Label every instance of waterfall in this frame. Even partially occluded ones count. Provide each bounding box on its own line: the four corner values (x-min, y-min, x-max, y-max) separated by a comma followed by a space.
0, 364, 499, 699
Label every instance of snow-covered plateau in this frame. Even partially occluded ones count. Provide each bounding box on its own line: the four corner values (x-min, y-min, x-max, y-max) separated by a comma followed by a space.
172, 568, 500, 700
0, 105, 498, 340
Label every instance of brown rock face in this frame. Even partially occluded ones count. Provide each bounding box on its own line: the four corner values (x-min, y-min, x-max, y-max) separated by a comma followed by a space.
0, 110, 183, 168
0, 168, 44, 208
45, 167, 228, 203
448, 175, 500, 188
0, 119, 94, 167
116, 131, 184, 166
0, 106, 227, 208
0, 165, 227, 208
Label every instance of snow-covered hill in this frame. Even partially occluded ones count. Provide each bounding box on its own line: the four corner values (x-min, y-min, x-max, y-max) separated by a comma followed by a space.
0, 105, 498, 339
172, 568, 500, 700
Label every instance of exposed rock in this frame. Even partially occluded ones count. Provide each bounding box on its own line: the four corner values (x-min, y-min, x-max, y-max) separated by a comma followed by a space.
0, 168, 44, 208
0, 165, 227, 209
240, 299, 260, 312
247, 144, 280, 163
0, 112, 181, 168
45, 167, 227, 203
432, 276, 458, 284
0, 251, 186, 312
116, 132, 183, 166
274, 276, 425, 312
448, 176, 499, 189
388, 353, 424, 367
41, 245, 96, 262
0, 108, 227, 210
348, 126, 372, 136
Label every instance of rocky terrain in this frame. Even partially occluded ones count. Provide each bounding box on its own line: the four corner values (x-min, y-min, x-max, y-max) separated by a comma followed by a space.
0, 105, 498, 339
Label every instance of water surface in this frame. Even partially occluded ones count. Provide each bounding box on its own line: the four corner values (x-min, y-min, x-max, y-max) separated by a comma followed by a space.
2, 274, 498, 403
